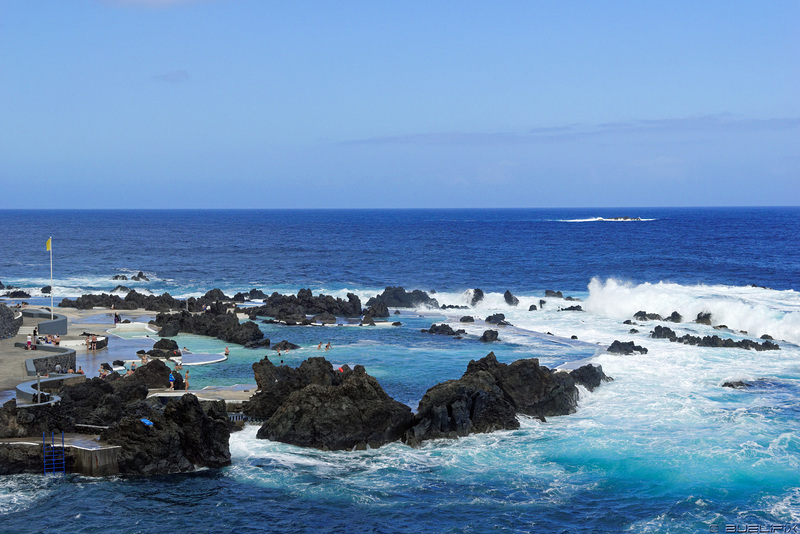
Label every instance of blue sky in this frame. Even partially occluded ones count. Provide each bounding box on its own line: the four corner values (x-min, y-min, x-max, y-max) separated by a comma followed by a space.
1, 0, 798, 208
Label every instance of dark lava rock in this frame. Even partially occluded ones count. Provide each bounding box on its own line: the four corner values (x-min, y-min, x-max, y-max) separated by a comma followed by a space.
634, 311, 663, 321
564, 296, 582, 302
441, 304, 469, 310
41, 285, 52, 294
366, 287, 439, 309
154, 338, 179, 352
666, 311, 683, 323
244, 338, 271, 349
155, 309, 264, 345
544, 290, 563, 298
528, 305, 538, 311
470, 289, 485, 306
422, 323, 466, 336
393, 310, 401, 315
246, 289, 362, 320
651, 325, 780, 351
366, 302, 390, 318
5, 290, 30, 298
203, 288, 230, 302
695, 312, 713, 325
569, 364, 613, 392
404, 353, 586, 446
272, 340, 301, 351
623, 320, 634, 325
607, 340, 649, 355
570, 335, 578, 339
539, 299, 546, 308
761, 334, 774, 340
101, 395, 230, 475
392, 322, 402, 326
504, 290, 519, 306
485, 313, 506, 325
629, 329, 639, 334
130, 271, 150, 282
479, 330, 499, 342
559, 305, 584, 312
112, 285, 132, 293
111, 275, 128, 281
256, 365, 413, 451
460, 316, 475, 323
722, 381, 751, 389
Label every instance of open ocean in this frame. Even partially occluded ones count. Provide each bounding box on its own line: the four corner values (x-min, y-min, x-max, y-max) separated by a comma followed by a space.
1, 207, 799, 533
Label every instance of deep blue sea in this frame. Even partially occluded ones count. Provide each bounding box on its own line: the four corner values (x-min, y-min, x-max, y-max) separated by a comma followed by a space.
1, 207, 799, 533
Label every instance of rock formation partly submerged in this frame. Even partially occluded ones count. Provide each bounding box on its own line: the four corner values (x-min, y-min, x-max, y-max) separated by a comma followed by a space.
246, 353, 611, 451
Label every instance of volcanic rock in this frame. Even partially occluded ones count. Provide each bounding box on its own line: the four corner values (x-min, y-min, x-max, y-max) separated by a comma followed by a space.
422, 323, 466, 336
504, 290, 519, 306
544, 290, 563, 298
366, 287, 439, 309
695, 312, 713, 325
479, 330, 498, 342
606, 340, 649, 355
470, 289, 485, 306
569, 364, 613, 392
460, 316, 475, 323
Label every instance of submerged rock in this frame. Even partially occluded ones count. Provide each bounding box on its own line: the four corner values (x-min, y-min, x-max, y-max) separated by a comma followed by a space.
422, 323, 466, 336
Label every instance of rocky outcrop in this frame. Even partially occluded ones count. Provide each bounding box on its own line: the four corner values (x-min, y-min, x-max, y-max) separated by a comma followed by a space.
460, 316, 475, 323
366, 287, 439, 309
528, 304, 537, 311
404, 353, 592, 446
695, 312, 713, 325
544, 290, 563, 298
130, 271, 150, 281
244, 338, 271, 349
155, 309, 264, 345
111, 274, 128, 280
569, 364, 613, 392
246, 356, 412, 450
256, 365, 413, 451
233, 288, 268, 302
365, 302, 390, 318
101, 395, 230, 475
559, 305, 584, 312
485, 313, 511, 326
503, 290, 519, 306
607, 340, 649, 355
633, 311, 663, 321
4, 290, 30, 298
422, 323, 466, 336
470, 289, 485, 306
41, 285, 52, 294
666, 311, 682, 323
246, 289, 362, 323
479, 330, 498, 342
271, 340, 301, 352
650, 325, 779, 351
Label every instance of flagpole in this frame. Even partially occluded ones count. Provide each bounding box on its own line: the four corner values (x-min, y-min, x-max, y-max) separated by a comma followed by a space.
49, 237, 53, 320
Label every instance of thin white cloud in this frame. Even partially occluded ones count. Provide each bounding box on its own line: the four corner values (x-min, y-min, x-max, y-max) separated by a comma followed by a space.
151, 70, 189, 83
346, 115, 800, 146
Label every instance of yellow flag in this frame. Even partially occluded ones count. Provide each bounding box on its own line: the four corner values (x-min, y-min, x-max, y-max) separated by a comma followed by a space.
46, 237, 51, 251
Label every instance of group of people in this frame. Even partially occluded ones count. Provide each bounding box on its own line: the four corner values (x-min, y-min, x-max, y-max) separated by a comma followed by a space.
25, 327, 61, 350
316, 342, 332, 350
168, 367, 190, 391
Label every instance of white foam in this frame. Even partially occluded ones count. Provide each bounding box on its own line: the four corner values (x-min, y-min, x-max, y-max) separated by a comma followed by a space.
584, 278, 800, 344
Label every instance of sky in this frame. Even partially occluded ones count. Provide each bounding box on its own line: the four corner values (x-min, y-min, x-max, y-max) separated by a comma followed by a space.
1, 0, 798, 208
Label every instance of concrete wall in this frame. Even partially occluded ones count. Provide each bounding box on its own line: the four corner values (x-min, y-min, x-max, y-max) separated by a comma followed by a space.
15, 344, 78, 376
22, 309, 68, 335
72, 446, 120, 477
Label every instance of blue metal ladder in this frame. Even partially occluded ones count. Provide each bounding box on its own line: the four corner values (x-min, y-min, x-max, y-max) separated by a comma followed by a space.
42, 431, 66, 475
